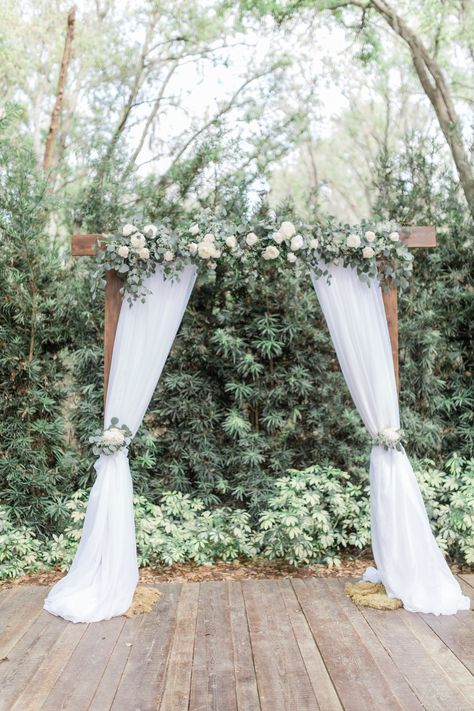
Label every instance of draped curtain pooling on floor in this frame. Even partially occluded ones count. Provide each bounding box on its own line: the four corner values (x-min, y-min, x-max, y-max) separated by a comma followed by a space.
44, 266, 197, 623
311, 263, 469, 615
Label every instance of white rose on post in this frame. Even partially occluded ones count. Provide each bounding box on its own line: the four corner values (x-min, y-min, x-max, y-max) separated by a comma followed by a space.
225, 235, 238, 250
365, 231, 376, 242
245, 232, 259, 247
362, 246, 375, 258
389, 231, 400, 242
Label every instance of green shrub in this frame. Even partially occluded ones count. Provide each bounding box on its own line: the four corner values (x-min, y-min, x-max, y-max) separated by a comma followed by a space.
2, 459, 471, 579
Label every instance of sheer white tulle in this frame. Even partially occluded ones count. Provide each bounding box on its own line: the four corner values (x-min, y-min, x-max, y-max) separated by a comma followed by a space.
311, 263, 469, 615
44, 266, 197, 623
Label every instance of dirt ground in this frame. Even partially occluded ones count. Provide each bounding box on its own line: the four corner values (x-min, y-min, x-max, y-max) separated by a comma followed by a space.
1, 556, 469, 590
1, 556, 376, 589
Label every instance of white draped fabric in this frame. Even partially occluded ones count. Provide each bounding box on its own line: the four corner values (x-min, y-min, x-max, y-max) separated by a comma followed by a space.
311, 263, 470, 615
44, 266, 197, 623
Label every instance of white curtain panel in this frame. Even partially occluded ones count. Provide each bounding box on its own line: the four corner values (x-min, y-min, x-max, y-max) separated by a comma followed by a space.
311, 263, 470, 615
44, 265, 197, 623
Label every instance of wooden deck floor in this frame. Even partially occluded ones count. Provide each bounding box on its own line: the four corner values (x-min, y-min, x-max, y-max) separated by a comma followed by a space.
0, 576, 472, 711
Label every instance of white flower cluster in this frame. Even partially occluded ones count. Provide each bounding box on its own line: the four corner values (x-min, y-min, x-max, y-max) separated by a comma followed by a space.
345, 229, 400, 260
187, 226, 222, 270
119, 223, 158, 261
89, 418, 132, 456
373, 427, 405, 451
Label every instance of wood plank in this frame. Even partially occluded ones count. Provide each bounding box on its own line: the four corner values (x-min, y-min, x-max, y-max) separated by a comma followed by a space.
112, 583, 181, 710
326, 581, 422, 709
264, 579, 321, 710
322, 579, 423, 711
228, 581, 261, 711
381, 282, 399, 391
104, 269, 123, 406
0, 587, 47, 658
10, 622, 87, 711
241, 580, 287, 711
399, 225, 436, 248
458, 573, 474, 592
89, 614, 146, 711
243, 579, 318, 711
401, 608, 474, 704
0, 610, 67, 710
358, 601, 473, 710
419, 607, 474, 675
0, 588, 16, 611
189, 581, 238, 711
278, 580, 342, 711
71, 233, 105, 256
291, 578, 404, 710
160, 583, 200, 711
41, 616, 125, 710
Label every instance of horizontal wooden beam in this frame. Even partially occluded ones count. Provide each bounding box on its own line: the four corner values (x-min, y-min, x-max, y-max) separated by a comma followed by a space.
71, 233, 105, 256
71, 226, 436, 257
399, 225, 436, 248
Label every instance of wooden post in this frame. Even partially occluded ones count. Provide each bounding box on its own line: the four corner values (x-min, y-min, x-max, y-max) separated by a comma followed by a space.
103, 270, 123, 405
381, 282, 399, 391
71, 233, 122, 406
71, 225, 436, 399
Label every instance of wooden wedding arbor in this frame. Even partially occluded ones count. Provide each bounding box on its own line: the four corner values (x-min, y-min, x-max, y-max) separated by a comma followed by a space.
72, 226, 436, 402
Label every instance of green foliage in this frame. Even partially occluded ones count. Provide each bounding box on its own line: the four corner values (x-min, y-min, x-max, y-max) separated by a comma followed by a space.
1, 459, 472, 578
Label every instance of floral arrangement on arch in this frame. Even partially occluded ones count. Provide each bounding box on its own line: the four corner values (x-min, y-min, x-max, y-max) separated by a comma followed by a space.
92, 209, 414, 303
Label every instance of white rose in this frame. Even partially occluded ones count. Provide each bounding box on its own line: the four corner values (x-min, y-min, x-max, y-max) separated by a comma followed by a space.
131, 233, 146, 250
138, 247, 150, 260
103, 427, 125, 445
309, 238, 319, 250
382, 427, 400, 442
202, 232, 215, 243
198, 241, 212, 259
143, 224, 158, 238
262, 245, 280, 260
365, 231, 376, 242
163, 250, 174, 262
210, 247, 221, 258
346, 233, 361, 249
117, 245, 129, 258
225, 235, 238, 250
290, 234, 304, 251
245, 232, 258, 246
362, 246, 375, 258
389, 231, 400, 242
287, 252, 297, 263
188, 242, 198, 255
279, 221, 296, 238
189, 224, 200, 236
122, 224, 137, 237
272, 231, 284, 244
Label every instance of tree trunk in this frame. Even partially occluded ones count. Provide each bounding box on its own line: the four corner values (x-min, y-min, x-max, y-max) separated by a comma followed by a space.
368, 0, 474, 217
43, 6, 76, 173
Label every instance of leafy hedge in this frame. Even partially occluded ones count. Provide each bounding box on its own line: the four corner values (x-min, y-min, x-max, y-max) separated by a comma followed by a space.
1, 458, 472, 579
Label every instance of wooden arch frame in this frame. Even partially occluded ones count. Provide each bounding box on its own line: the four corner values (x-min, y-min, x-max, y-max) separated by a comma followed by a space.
72, 227, 436, 403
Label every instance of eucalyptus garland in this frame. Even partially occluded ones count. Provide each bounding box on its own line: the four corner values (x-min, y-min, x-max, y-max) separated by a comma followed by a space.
91, 210, 413, 304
